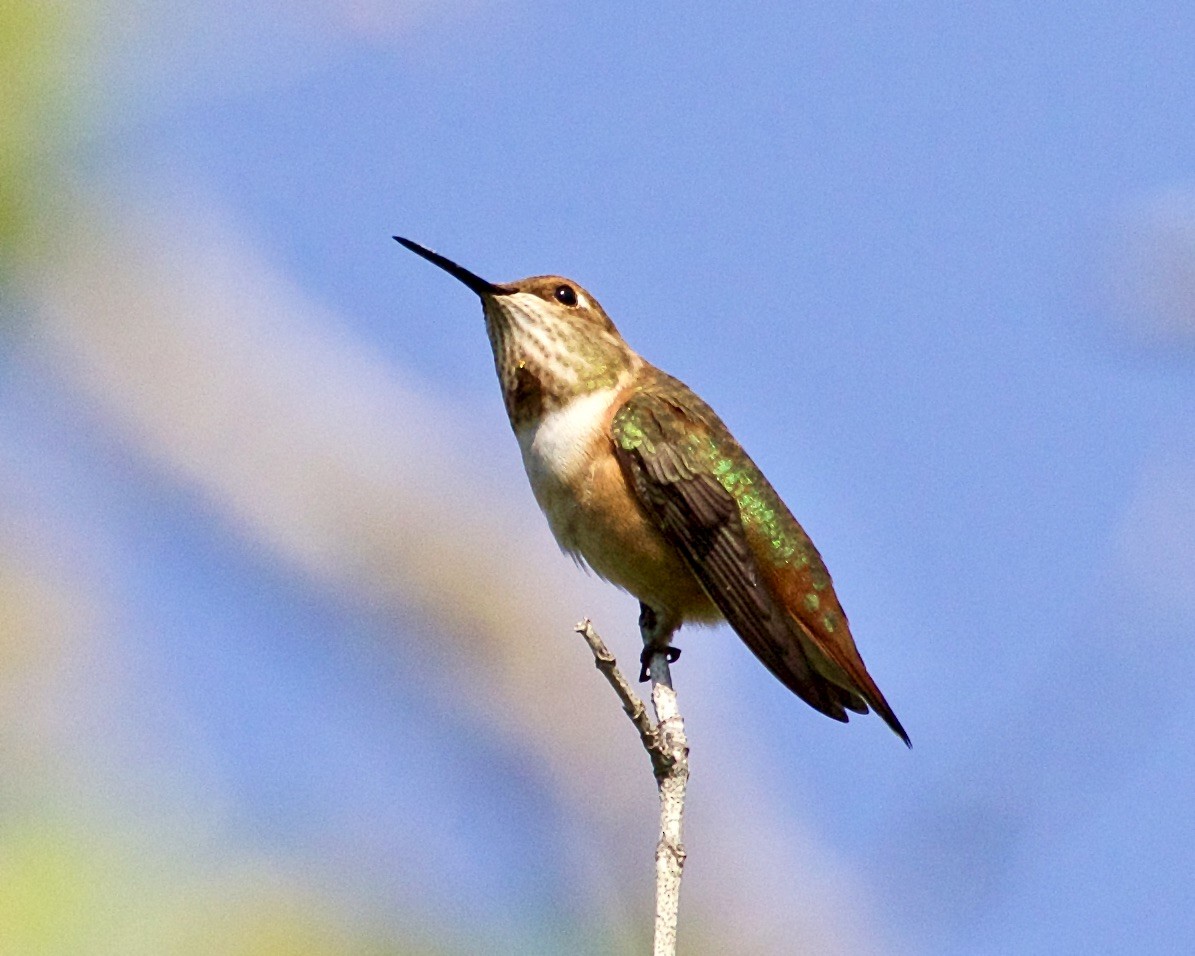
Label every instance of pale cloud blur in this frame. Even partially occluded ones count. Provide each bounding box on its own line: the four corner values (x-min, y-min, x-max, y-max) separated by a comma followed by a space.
1112, 456, 1195, 614
93, 0, 487, 119
0, 419, 443, 954
318, 0, 490, 41
0, 501, 108, 791
1107, 188, 1195, 350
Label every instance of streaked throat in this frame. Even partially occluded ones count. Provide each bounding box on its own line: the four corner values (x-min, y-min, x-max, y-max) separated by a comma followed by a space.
483, 292, 632, 428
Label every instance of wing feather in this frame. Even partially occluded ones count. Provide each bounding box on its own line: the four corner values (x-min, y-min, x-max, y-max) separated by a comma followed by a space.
614, 395, 848, 721
612, 383, 909, 745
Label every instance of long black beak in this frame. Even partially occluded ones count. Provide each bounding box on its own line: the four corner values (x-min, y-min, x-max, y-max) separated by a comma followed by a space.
393, 236, 502, 297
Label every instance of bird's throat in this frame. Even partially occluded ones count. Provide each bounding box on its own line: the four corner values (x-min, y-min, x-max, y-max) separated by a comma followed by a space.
483, 292, 633, 430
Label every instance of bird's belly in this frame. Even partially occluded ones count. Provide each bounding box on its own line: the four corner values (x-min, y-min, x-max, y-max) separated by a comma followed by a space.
516, 396, 718, 622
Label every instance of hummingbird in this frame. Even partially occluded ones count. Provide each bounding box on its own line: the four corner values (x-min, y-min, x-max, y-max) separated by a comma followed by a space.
394, 237, 909, 746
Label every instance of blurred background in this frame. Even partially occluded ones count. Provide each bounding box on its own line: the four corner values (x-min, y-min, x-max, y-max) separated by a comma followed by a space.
3, 1, 1194, 953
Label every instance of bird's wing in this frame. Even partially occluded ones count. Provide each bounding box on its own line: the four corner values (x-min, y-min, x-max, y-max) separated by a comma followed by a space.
611, 388, 850, 722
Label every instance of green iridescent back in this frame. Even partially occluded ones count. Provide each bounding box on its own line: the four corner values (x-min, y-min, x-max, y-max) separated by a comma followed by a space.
612, 368, 832, 585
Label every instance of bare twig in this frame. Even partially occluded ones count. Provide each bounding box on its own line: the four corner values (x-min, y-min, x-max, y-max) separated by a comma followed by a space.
644, 654, 688, 956
574, 619, 672, 777
573, 619, 689, 956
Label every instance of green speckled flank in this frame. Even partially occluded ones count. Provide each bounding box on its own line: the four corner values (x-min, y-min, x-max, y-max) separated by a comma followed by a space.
702, 437, 812, 566
616, 417, 648, 451
617, 380, 826, 574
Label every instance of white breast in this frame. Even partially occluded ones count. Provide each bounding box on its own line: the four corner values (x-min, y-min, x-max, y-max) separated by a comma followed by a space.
516, 386, 620, 487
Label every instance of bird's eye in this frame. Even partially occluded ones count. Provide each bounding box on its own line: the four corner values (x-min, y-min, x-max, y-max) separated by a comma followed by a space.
554, 285, 578, 306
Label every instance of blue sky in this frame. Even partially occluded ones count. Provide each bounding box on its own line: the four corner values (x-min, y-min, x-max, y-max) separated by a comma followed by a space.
4, 2, 1195, 953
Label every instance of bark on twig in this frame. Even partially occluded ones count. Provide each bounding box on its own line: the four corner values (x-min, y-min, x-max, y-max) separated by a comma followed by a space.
574, 619, 689, 956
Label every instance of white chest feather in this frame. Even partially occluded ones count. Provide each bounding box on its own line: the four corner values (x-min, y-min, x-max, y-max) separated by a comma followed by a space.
510, 381, 707, 617
515, 387, 619, 491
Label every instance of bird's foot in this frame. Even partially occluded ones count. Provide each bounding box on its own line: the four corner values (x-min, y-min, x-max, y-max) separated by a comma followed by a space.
638, 644, 681, 682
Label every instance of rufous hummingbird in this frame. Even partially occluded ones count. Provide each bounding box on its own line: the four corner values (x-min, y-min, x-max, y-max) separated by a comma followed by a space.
395, 237, 909, 745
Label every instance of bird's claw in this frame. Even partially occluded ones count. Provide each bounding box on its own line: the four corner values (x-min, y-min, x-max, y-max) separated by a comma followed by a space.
638, 645, 682, 682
